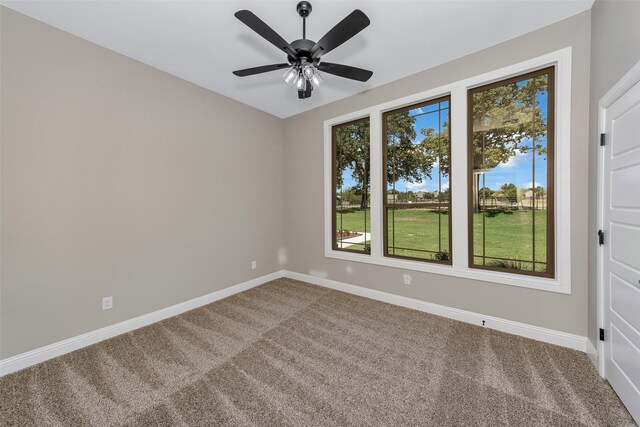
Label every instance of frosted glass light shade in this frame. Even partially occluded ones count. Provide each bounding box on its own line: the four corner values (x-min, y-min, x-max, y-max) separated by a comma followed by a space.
283, 66, 298, 85
311, 71, 323, 87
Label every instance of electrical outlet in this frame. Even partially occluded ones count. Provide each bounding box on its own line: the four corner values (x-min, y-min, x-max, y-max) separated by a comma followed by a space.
251, 260, 257, 269
102, 296, 113, 310
403, 274, 412, 285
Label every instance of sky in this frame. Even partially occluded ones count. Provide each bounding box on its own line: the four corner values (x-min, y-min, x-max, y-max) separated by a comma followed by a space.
340, 80, 549, 193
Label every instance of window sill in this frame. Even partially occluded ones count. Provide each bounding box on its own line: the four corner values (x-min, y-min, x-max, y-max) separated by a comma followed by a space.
325, 249, 570, 294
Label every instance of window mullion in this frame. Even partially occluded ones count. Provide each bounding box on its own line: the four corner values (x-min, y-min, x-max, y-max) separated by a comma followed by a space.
450, 87, 469, 269
369, 110, 384, 260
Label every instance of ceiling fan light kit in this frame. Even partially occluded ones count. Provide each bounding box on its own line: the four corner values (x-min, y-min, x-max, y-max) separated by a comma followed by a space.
233, 1, 373, 99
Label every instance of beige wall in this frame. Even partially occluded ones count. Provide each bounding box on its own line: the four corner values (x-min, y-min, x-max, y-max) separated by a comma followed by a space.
283, 11, 592, 336
0, 7, 285, 359
588, 0, 640, 347
3, 3, 626, 359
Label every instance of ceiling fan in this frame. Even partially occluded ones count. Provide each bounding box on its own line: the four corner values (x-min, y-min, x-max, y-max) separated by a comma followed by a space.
233, 1, 373, 99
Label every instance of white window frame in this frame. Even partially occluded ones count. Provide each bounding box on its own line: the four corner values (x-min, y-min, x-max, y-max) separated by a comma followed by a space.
324, 47, 572, 294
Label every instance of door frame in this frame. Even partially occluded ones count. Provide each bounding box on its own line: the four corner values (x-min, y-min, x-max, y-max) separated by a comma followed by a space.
597, 58, 640, 376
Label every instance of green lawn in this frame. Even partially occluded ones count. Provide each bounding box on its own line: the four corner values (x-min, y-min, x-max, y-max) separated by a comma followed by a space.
336, 208, 548, 271
335, 208, 371, 234
386, 208, 449, 260
473, 209, 548, 272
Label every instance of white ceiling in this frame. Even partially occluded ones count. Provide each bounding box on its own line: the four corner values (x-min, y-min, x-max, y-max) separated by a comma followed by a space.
2, 0, 593, 118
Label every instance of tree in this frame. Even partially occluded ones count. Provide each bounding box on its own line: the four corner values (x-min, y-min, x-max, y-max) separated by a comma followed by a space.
336, 111, 423, 209
336, 74, 550, 213
337, 187, 360, 206
479, 187, 495, 198
437, 187, 451, 201
386, 111, 428, 185
470, 74, 549, 211
500, 183, 518, 204
471, 76, 548, 168
335, 121, 370, 208
420, 122, 450, 178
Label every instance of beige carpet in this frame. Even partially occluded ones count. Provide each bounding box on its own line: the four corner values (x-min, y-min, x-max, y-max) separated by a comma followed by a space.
0, 278, 634, 426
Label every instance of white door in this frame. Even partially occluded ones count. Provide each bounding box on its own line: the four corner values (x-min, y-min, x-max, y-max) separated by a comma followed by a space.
602, 77, 640, 423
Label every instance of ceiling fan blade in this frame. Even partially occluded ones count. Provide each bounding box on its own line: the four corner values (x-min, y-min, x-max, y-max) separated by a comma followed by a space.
235, 10, 298, 58
317, 62, 373, 82
233, 63, 290, 77
311, 10, 370, 59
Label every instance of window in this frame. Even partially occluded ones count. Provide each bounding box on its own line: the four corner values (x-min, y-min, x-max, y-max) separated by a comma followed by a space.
383, 97, 451, 263
324, 48, 570, 293
332, 117, 371, 253
468, 67, 555, 277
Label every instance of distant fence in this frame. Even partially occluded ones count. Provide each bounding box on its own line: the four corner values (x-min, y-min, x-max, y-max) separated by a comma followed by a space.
336, 201, 450, 211
336, 197, 548, 211
336, 203, 370, 211
477, 197, 548, 210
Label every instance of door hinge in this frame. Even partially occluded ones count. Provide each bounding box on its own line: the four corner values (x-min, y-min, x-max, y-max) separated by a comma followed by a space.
600, 133, 606, 146
600, 328, 605, 341
598, 229, 605, 246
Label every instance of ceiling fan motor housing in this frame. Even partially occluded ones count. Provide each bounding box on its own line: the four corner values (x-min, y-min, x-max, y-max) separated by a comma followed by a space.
288, 39, 318, 64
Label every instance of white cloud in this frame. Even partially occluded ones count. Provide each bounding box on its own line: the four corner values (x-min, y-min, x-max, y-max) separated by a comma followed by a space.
405, 181, 428, 190
496, 149, 527, 169
402, 180, 447, 192
522, 181, 542, 188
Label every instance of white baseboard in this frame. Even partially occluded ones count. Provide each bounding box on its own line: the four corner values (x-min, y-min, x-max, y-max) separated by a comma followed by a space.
1, 269, 588, 377
283, 270, 588, 353
586, 339, 600, 373
0, 271, 285, 377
